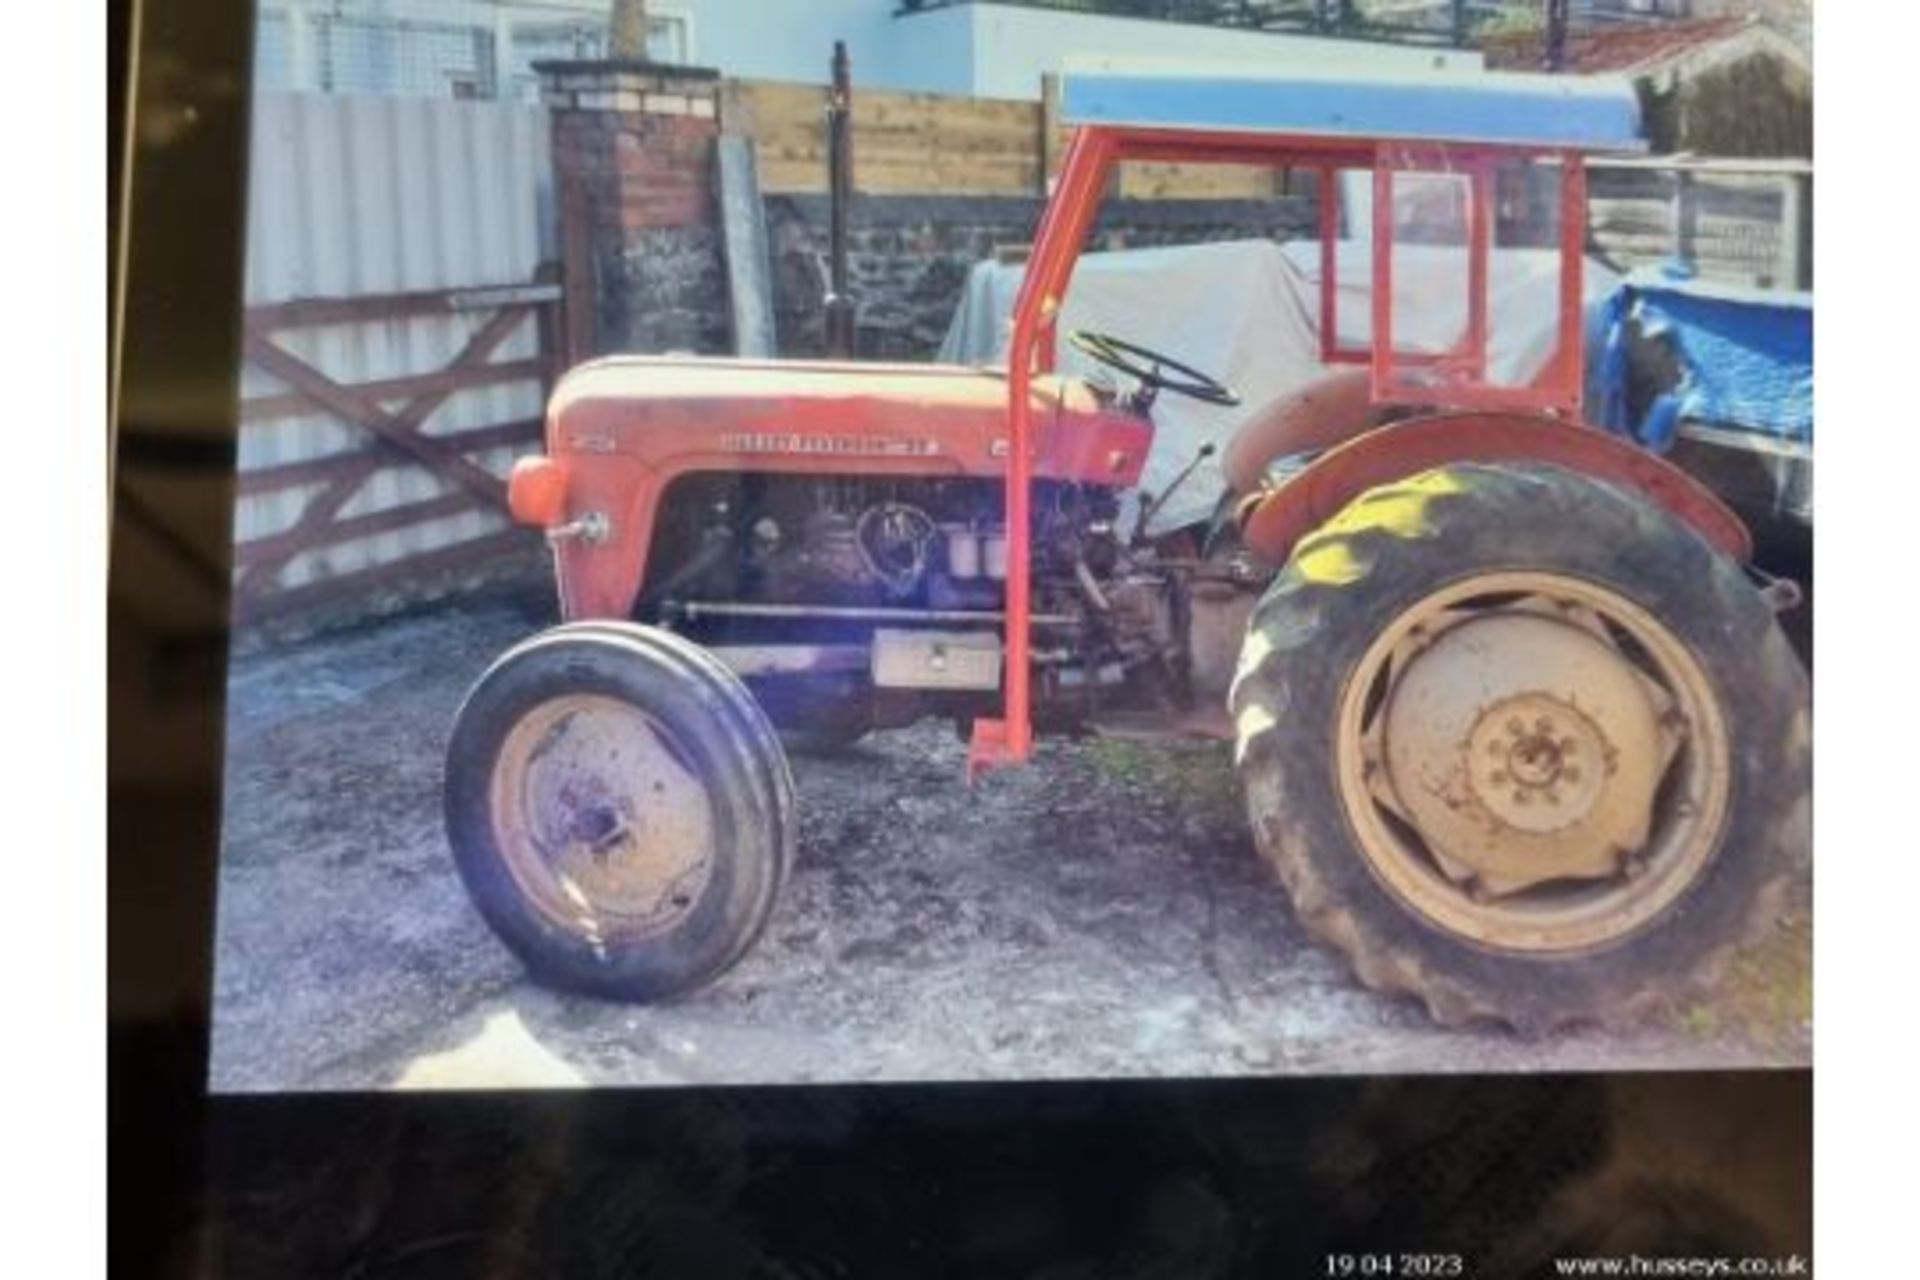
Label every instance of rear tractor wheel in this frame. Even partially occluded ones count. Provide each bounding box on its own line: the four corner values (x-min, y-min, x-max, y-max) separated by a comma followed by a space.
445, 622, 794, 1001
1230, 463, 1809, 1031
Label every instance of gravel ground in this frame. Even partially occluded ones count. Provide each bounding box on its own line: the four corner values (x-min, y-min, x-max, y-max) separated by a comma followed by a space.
208, 594, 1811, 1092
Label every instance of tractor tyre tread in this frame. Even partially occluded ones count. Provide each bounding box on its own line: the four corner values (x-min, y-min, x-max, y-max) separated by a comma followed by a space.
1228, 462, 1809, 1032
445, 622, 796, 1001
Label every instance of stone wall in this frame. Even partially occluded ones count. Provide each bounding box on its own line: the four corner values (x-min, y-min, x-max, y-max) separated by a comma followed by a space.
766, 191, 1320, 361
615, 224, 730, 354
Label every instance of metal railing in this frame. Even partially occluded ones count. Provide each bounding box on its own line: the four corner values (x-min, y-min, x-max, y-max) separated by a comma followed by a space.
895, 1, 1477, 47
895, 1, 1716, 44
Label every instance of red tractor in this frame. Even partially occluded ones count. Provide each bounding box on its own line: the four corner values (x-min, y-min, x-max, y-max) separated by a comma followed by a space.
444, 64, 1809, 1031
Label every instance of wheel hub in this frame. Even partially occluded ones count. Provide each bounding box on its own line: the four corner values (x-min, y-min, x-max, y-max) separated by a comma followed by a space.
1332, 568, 1733, 956
492, 695, 716, 939
1377, 610, 1673, 894
1465, 695, 1605, 832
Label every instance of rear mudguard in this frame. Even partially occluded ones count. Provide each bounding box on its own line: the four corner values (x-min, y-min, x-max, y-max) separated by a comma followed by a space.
1219, 366, 1388, 495
1238, 412, 1752, 567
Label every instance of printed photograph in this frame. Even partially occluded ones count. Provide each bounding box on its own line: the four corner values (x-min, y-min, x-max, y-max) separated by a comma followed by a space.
207, 0, 1814, 1091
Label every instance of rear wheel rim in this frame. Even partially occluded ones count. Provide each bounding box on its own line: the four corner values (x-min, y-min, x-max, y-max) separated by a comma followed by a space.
488, 693, 717, 944
1334, 571, 1731, 954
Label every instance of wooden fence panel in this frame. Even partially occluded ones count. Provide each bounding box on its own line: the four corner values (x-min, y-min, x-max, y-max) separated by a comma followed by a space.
728, 77, 1803, 256
1587, 161, 1809, 290
731, 79, 1043, 196
729, 76, 1274, 199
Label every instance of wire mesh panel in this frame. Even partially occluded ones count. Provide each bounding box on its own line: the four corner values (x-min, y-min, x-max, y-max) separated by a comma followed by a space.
255, 1, 691, 100
316, 11, 498, 97
504, 18, 608, 101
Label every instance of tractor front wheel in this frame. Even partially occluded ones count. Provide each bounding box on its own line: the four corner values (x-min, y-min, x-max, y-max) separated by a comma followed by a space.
445, 622, 794, 1001
1230, 463, 1809, 1031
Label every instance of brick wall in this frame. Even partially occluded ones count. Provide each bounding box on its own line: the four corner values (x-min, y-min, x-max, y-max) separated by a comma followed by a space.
542, 60, 732, 355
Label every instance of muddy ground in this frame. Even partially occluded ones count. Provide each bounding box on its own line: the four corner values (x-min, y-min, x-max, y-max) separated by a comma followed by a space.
208, 592, 1810, 1091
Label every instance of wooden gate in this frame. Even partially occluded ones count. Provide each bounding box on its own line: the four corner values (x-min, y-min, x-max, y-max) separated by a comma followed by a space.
234, 91, 562, 623
234, 275, 565, 619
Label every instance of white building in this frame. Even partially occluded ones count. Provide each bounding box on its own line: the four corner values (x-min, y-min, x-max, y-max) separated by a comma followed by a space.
254, 0, 1484, 103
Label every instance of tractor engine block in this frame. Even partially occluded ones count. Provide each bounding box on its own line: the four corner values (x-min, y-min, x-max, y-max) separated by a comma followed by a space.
640, 472, 1194, 726
647, 474, 1130, 614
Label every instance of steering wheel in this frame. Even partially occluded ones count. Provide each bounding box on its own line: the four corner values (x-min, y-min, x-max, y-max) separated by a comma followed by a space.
1066, 330, 1241, 408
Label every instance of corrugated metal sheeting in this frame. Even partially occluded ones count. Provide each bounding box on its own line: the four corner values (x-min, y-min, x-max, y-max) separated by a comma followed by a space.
238, 90, 555, 596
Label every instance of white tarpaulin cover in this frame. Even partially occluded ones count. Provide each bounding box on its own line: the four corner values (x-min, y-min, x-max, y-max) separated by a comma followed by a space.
938, 239, 1620, 532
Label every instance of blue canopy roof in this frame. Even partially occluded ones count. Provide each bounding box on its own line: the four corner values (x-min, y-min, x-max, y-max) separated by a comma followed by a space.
1060, 58, 1646, 153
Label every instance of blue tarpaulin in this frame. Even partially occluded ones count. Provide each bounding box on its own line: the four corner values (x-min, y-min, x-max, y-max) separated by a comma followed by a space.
1595, 267, 1813, 452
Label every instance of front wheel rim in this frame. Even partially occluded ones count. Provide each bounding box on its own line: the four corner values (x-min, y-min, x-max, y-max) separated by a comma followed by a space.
488, 693, 718, 945
1334, 571, 1731, 954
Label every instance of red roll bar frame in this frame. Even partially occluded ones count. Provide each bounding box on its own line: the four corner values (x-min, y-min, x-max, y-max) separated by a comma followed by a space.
967, 124, 1590, 774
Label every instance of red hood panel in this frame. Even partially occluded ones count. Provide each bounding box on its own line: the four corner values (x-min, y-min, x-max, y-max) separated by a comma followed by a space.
555, 355, 1032, 411
547, 355, 1151, 487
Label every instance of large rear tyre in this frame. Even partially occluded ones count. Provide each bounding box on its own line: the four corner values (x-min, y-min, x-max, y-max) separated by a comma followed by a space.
445, 622, 795, 1000
1230, 463, 1809, 1031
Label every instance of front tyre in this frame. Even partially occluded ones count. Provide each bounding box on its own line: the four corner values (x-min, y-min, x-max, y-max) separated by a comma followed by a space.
445, 622, 794, 1001
1230, 463, 1809, 1031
